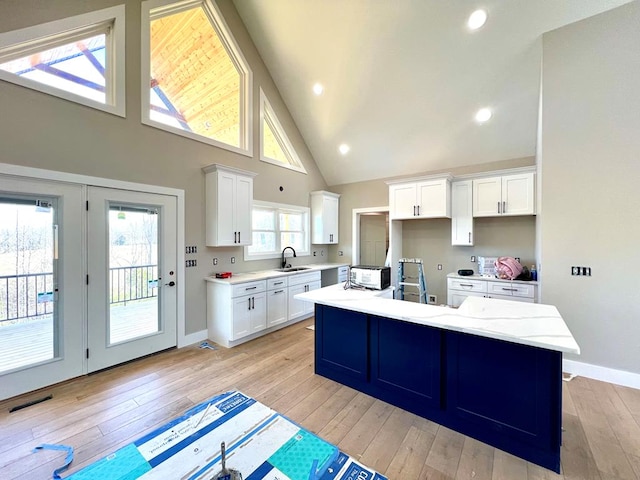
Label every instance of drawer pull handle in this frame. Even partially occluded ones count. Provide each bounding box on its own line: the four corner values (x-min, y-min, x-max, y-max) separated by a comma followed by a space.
274, 281, 283, 285
460, 283, 474, 288
274, 289, 284, 294
245, 286, 257, 291
502, 288, 517, 292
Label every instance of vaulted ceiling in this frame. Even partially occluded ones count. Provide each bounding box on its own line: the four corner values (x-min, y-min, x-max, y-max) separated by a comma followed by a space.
232, 0, 634, 186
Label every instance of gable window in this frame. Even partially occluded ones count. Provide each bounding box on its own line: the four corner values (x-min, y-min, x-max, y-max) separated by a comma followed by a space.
0, 6, 125, 117
141, 0, 253, 156
260, 89, 307, 173
245, 201, 310, 260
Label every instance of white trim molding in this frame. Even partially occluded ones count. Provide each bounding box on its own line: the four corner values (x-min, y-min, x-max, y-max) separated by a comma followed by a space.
563, 359, 640, 390
351, 206, 389, 267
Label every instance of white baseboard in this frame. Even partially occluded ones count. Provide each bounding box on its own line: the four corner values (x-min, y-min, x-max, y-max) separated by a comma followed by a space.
563, 359, 640, 390
178, 329, 208, 348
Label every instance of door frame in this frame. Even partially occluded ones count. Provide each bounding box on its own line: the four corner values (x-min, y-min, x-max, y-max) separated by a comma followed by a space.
0, 162, 187, 347
351, 206, 389, 266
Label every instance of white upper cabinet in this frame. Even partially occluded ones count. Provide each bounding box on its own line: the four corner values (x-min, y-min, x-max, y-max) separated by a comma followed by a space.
310, 191, 340, 244
204, 164, 257, 246
451, 180, 473, 246
388, 176, 451, 220
473, 172, 535, 217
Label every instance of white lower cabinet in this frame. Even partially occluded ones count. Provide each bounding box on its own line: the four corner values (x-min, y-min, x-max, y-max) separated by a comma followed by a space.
267, 277, 288, 328
288, 271, 321, 321
447, 275, 537, 307
207, 270, 322, 348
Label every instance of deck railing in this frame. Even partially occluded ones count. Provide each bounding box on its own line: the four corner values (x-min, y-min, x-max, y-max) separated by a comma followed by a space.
0, 265, 158, 324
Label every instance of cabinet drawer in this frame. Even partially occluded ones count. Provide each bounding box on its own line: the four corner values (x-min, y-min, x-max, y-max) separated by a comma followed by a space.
487, 282, 535, 298
288, 271, 321, 286
338, 266, 349, 275
232, 280, 266, 297
448, 278, 487, 293
267, 277, 288, 290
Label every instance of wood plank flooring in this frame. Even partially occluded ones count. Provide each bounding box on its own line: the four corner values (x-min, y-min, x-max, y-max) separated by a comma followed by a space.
1, 318, 639, 480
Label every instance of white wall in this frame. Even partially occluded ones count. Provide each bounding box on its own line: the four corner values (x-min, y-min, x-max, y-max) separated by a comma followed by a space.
540, 0, 640, 374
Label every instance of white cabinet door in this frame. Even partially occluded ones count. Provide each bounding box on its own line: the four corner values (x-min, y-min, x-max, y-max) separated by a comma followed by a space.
232, 295, 252, 340
288, 284, 306, 320
311, 191, 340, 244
204, 164, 255, 247
451, 180, 473, 246
473, 173, 535, 217
448, 290, 485, 308
304, 280, 322, 315
235, 174, 253, 245
389, 183, 417, 219
213, 170, 236, 245
416, 179, 450, 218
502, 173, 535, 216
267, 288, 288, 327
250, 292, 267, 333
473, 176, 502, 217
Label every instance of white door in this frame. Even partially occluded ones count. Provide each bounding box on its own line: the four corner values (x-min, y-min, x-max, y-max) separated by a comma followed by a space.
472, 176, 502, 217
389, 183, 417, 219
0, 177, 85, 401
87, 187, 177, 373
235, 174, 253, 246
502, 173, 535, 216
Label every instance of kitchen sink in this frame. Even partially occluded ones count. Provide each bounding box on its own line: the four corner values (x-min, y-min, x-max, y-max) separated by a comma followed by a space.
274, 267, 311, 272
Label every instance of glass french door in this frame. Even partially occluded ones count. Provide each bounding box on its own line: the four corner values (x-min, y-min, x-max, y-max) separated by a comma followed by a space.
0, 176, 84, 401
86, 187, 177, 373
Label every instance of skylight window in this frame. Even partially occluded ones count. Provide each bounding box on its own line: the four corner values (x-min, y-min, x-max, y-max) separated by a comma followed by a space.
0, 6, 125, 116
142, 0, 253, 156
260, 89, 307, 174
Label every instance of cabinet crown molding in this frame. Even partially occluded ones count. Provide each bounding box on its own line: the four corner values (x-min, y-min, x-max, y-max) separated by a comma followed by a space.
202, 163, 258, 177
310, 190, 340, 198
385, 173, 453, 186
452, 166, 535, 181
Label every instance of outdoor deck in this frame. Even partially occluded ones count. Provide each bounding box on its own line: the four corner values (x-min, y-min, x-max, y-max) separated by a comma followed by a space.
0, 299, 159, 374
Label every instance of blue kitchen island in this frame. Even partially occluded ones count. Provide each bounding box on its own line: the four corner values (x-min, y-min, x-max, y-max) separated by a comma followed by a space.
295, 285, 580, 473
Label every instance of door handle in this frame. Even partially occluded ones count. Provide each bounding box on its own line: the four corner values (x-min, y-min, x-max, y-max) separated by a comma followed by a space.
413, 205, 416, 216
503, 201, 506, 214
497, 201, 501, 214
164, 281, 176, 287
234, 232, 237, 243
238, 231, 241, 243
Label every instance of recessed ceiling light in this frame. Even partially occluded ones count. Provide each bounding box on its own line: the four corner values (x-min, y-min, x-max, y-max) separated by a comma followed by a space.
338, 144, 350, 155
475, 108, 492, 123
312, 83, 324, 96
467, 9, 488, 30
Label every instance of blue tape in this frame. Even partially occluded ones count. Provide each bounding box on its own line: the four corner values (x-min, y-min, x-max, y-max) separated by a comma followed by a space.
33, 443, 74, 480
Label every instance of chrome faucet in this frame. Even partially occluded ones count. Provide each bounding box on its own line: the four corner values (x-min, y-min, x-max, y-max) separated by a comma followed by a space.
281, 246, 297, 268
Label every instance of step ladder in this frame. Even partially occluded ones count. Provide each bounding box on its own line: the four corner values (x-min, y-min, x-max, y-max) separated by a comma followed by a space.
397, 258, 427, 303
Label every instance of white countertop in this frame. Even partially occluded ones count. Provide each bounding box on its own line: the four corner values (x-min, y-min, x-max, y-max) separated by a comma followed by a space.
205, 263, 349, 285
295, 284, 579, 354
447, 272, 539, 285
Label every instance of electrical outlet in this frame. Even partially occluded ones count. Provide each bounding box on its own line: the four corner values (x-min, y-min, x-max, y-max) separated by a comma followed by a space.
313, 251, 317, 256
437, 264, 442, 270
186, 245, 198, 254
230, 257, 235, 264
428, 294, 437, 305
186, 259, 197, 267
213, 258, 218, 265
321, 250, 324, 256
470, 256, 476, 262
338, 251, 344, 256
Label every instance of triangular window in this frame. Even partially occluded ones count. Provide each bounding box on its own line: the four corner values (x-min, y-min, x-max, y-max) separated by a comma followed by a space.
260, 89, 307, 174
0, 6, 125, 116
142, 0, 252, 155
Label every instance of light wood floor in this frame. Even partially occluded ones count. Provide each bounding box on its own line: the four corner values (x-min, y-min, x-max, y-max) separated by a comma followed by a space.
1, 318, 639, 480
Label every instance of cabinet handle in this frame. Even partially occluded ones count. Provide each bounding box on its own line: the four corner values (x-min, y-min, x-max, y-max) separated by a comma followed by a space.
460, 283, 474, 288
245, 286, 257, 291
251, 297, 255, 309
413, 205, 416, 216
274, 281, 283, 286
234, 232, 238, 243
502, 287, 517, 292
274, 289, 284, 294
238, 231, 241, 243
417, 205, 420, 216
497, 201, 501, 214
247, 298, 251, 310
468, 232, 471, 243
502, 201, 506, 214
